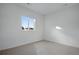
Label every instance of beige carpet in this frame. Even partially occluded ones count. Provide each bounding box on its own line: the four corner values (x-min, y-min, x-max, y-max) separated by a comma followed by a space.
0, 40, 79, 55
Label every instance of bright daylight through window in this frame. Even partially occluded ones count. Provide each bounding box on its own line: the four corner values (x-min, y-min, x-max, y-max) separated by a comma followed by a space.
21, 16, 36, 31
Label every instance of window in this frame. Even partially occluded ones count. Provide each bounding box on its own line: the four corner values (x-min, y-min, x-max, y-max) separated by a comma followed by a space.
21, 16, 36, 31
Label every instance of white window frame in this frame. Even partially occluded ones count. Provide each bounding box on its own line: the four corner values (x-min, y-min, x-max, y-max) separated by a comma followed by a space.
21, 16, 36, 31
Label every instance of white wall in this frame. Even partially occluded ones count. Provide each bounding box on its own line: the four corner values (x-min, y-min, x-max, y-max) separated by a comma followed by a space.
0, 4, 44, 50
1, 3, 79, 50
44, 4, 79, 48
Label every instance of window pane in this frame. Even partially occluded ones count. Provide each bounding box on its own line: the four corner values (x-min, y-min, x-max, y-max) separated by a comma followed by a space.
21, 16, 36, 30
29, 18, 34, 28
29, 17, 35, 30
21, 16, 28, 29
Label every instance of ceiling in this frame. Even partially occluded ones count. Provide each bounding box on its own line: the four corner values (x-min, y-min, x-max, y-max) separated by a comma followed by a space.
18, 3, 77, 15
